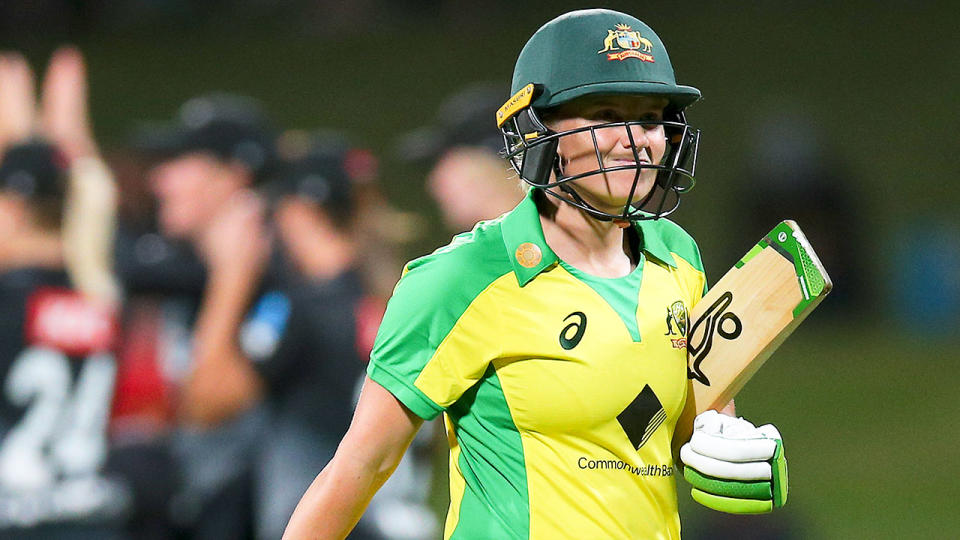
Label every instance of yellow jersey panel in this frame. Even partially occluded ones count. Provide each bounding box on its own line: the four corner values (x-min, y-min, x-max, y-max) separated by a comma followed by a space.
368, 190, 708, 540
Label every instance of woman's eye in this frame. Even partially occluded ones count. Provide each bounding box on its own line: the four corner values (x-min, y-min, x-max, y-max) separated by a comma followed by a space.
594, 109, 621, 122
641, 115, 664, 129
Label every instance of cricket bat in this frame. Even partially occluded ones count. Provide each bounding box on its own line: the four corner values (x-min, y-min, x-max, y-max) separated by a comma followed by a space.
675, 220, 832, 445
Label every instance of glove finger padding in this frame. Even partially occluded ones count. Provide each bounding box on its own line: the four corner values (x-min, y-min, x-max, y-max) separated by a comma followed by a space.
690, 487, 775, 514
680, 444, 772, 480
689, 431, 778, 463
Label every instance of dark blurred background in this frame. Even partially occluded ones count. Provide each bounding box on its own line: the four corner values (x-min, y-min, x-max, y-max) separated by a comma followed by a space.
2, 1, 957, 538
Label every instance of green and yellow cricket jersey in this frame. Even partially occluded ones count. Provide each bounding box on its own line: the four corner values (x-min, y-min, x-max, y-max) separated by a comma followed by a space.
368, 190, 707, 540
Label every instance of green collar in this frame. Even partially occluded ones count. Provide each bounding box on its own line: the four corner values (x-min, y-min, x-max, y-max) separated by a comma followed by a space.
634, 219, 678, 270
500, 190, 560, 286
501, 190, 677, 287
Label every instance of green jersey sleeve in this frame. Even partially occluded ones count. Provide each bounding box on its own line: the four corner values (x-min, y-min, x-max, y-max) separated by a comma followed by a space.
367, 228, 512, 421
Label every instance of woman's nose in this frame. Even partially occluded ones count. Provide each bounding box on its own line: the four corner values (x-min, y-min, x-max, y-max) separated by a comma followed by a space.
619, 122, 649, 150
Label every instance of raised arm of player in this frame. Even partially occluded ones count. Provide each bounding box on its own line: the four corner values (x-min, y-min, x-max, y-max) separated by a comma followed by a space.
283, 376, 423, 540
180, 192, 270, 426
41, 47, 121, 306
0, 52, 36, 155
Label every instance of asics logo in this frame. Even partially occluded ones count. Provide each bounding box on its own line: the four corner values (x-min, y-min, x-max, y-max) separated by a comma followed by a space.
559, 311, 587, 350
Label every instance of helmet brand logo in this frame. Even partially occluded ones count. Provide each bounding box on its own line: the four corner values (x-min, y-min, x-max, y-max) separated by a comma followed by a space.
497, 84, 536, 128
597, 24, 655, 63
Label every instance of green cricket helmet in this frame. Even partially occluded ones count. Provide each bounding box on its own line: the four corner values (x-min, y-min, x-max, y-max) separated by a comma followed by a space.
497, 9, 702, 221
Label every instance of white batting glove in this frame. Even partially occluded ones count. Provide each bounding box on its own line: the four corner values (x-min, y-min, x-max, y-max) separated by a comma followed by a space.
680, 410, 788, 514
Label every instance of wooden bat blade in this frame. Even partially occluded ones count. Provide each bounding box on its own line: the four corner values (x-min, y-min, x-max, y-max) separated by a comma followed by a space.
676, 221, 832, 444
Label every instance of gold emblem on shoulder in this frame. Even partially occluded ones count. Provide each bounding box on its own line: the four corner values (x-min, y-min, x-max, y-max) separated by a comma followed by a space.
515, 242, 543, 268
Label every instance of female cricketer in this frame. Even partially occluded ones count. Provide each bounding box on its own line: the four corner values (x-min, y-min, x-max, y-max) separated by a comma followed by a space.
284, 8, 788, 539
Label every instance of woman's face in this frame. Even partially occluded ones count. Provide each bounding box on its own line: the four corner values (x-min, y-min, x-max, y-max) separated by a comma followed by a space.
545, 95, 668, 215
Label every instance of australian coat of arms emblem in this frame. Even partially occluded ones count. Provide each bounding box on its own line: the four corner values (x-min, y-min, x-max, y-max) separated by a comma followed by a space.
598, 23, 656, 63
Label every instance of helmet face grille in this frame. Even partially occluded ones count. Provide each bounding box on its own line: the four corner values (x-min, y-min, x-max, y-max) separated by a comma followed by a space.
501, 109, 699, 221
501, 10, 701, 222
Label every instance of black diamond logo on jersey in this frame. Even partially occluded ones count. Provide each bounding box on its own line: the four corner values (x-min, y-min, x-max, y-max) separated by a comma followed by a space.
617, 384, 666, 451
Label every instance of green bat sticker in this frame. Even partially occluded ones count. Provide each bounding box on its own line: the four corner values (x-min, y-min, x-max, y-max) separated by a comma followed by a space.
734, 221, 832, 318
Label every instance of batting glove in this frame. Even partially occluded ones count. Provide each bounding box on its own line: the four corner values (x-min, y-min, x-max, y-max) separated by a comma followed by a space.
680, 410, 788, 514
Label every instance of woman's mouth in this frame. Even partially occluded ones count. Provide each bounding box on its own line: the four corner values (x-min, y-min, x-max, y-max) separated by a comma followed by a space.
606, 158, 648, 167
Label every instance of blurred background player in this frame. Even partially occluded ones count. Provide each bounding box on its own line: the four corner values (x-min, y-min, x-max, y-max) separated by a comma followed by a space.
250, 131, 436, 540
251, 131, 373, 539
123, 93, 278, 539
0, 49, 131, 539
396, 83, 523, 233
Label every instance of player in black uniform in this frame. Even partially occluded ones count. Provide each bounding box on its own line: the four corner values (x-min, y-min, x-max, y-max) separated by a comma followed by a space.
248, 133, 387, 540
129, 93, 281, 540
0, 141, 130, 539
0, 47, 133, 540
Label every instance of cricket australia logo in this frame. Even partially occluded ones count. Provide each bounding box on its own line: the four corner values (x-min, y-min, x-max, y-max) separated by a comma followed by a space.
664, 300, 688, 349
598, 23, 655, 63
